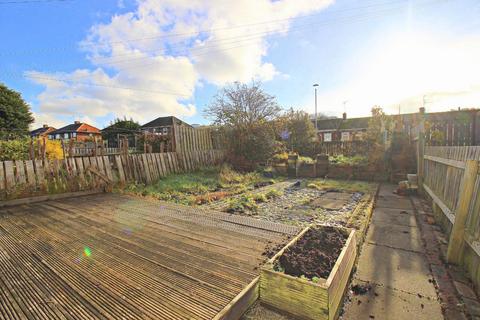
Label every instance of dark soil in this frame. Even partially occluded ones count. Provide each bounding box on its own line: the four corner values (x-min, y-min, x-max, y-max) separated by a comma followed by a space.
352, 283, 372, 295
275, 226, 348, 279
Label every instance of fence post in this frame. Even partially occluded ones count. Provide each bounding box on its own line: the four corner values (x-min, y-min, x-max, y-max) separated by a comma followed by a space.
417, 107, 426, 194
446, 160, 479, 264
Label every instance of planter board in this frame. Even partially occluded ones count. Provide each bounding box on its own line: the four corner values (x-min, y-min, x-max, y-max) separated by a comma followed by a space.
260, 226, 357, 320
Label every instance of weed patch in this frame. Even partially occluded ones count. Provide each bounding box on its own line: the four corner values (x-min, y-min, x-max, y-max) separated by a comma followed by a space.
119, 164, 275, 205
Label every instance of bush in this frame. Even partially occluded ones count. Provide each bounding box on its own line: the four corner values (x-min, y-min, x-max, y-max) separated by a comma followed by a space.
329, 155, 368, 166
271, 152, 288, 163
0, 139, 29, 160
298, 156, 315, 164
43, 140, 64, 160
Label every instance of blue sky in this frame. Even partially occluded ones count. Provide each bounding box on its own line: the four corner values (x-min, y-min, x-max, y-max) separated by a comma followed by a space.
1, 0, 479, 129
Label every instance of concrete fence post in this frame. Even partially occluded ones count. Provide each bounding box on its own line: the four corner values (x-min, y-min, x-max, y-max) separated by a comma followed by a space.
417, 107, 426, 195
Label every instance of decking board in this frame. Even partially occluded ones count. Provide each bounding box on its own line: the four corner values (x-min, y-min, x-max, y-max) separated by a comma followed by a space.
0, 193, 299, 320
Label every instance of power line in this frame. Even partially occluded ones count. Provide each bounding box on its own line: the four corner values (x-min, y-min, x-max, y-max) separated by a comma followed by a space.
19, 74, 192, 97
0, 0, 72, 4
70, 0, 447, 76
2, 0, 448, 96
0, 0, 419, 55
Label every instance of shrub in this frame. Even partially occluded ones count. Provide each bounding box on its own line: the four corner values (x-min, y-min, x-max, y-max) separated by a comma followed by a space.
271, 152, 288, 163
329, 155, 368, 166
43, 140, 64, 160
298, 156, 315, 164
0, 139, 29, 160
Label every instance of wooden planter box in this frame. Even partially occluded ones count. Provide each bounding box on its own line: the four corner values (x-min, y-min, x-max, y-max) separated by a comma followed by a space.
298, 163, 316, 178
272, 164, 287, 176
260, 226, 357, 320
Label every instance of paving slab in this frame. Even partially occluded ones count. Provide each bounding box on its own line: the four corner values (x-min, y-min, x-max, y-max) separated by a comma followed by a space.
366, 224, 424, 252
372, 208, 417, 227
311, 197, 348, 210
379, 184, 400, 195
355, 244, 437, 297
322, 191, 353, 200
376, 196, 413, 210
343, 281, 443, 320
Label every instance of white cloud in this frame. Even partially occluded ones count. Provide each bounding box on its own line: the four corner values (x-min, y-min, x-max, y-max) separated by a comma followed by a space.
29, 0, 333, 126
31, 112, 67, 129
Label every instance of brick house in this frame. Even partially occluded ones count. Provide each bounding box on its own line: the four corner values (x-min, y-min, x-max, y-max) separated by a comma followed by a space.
315, 113, 370, 142
30, 124, 56, 138
140, 116, 192, 135
49, 121, 102, 142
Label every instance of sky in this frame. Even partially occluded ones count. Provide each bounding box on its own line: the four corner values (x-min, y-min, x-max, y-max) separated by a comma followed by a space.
1, 0, 479, 130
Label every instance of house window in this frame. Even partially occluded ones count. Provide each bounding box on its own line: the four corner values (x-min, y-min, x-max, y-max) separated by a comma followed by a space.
341, 132, 350, 141
324, 132, 332, 142
72, 132, 77, 138
56, 134, 61, 139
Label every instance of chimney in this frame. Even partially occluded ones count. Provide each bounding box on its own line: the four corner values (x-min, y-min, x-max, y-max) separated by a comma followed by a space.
74, 120, 81, 124
342, 112, 347, 120
43, 124, 48, 128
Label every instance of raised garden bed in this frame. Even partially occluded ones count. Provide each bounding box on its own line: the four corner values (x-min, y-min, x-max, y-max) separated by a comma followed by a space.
260, 225, 357, 320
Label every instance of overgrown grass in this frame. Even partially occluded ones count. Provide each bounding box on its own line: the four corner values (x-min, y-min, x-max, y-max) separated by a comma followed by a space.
307, 178, 374, 194
121, 164, 275, 205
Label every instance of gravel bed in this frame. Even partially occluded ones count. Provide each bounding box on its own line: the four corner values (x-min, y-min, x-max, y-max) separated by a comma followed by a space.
205, 180, 364, 227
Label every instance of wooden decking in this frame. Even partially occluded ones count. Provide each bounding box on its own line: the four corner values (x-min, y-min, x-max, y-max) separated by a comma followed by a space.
0, 193, 300, 320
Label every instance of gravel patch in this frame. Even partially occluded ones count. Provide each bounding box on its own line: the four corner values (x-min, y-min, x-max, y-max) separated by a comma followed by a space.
204, 180, 364, 227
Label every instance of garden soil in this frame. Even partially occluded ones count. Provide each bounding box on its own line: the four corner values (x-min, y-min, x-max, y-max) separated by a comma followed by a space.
277, 226, 348, 279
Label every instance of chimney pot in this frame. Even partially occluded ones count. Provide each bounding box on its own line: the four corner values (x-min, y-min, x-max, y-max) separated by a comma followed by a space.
74, 121, 81, 124
43, 124, 48, 128
342, 112, 347, 120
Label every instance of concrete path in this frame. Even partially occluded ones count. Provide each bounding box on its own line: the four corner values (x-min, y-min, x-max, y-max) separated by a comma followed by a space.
343, 184, 444, 320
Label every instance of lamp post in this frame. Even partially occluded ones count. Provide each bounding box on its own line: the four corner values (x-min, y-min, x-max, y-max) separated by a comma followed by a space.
313, 84, 319, 132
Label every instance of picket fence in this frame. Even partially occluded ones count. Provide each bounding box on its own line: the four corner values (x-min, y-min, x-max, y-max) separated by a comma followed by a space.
0, 150, 224, 201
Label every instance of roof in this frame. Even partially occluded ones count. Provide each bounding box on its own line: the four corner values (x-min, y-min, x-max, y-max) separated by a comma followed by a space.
315, 117, 370, 131
30, 126, 55, 136
51, 122, 100, 135
141, 116, 192, 129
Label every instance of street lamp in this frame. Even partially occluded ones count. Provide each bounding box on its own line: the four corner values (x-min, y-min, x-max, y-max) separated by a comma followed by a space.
313, 84, 319, 132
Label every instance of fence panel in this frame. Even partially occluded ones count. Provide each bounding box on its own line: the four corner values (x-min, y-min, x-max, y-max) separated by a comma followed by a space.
175, 126, 215, 152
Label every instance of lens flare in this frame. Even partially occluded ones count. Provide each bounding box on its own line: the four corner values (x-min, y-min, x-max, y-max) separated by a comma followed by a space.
83, 246, 92, 257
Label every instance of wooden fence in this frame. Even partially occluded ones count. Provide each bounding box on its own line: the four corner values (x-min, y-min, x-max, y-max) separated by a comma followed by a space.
71, 147, 137, 157
315, 141, 369, 156
174, 126, 214, 152
422, 145, 480, 293
0, 150, 225, 201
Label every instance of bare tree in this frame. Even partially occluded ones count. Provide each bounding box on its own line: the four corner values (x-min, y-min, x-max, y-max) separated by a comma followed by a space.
204, 82, 282, 169
204, 81, 281, 130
